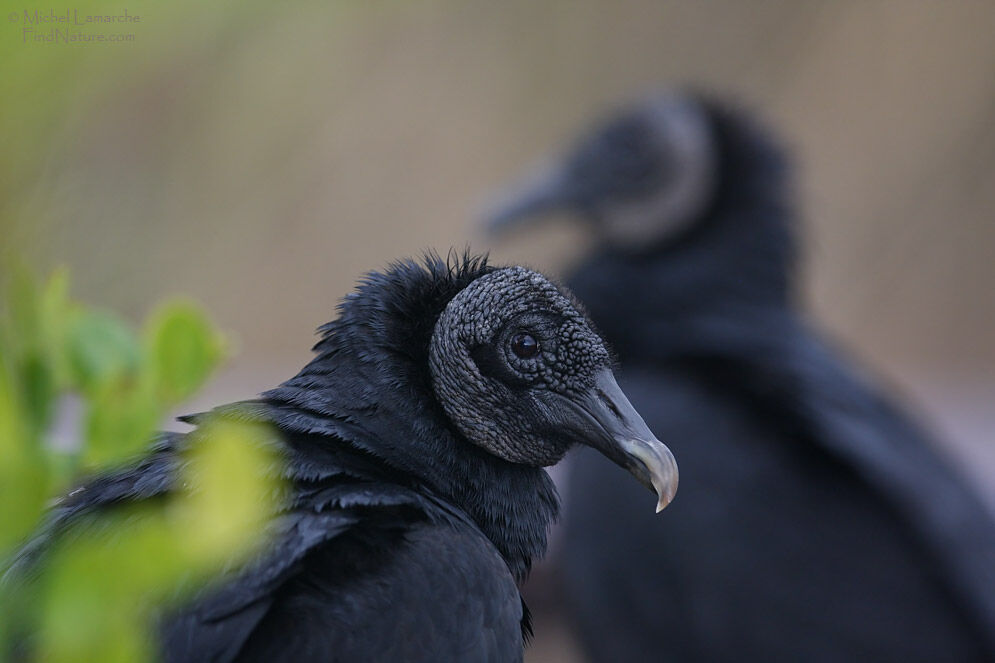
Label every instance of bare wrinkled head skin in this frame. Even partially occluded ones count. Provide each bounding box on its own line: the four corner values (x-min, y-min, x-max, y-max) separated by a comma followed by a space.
429, 267, 609, 465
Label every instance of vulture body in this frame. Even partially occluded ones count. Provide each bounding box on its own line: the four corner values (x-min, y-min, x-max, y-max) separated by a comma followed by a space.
8, 254, 677, 662
488, 94, 995, 662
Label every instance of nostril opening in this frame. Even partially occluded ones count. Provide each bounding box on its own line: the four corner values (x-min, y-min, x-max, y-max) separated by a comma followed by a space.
596, 388, 623, 421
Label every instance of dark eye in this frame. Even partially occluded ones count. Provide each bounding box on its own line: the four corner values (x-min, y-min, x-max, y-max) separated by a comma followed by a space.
510, 332, 540, 359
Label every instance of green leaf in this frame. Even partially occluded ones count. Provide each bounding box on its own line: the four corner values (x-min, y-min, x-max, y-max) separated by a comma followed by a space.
175, 419, 284, 568
39, 267, 77, 389
0, 268, 74, 439
0, 348, 48, 554
20, 351, 56, 437
145, 299, 226, 405
81, 379, 160, 470
66, 310, 143, 395
38, 514, 176, 663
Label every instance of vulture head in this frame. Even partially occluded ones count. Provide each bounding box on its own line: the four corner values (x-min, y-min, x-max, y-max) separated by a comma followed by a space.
430, 265, 677, 511
484, 91, 716, 251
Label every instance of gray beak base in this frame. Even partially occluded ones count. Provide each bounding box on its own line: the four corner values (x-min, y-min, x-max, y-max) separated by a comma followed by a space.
545, 368, 679, 512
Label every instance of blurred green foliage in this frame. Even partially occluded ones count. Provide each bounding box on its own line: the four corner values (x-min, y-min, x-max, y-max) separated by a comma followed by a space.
0, 268, 285, 663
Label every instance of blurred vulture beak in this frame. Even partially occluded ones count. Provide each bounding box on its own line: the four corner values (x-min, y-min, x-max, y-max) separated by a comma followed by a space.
543, 368, 678, 512
483, 163, 572, 237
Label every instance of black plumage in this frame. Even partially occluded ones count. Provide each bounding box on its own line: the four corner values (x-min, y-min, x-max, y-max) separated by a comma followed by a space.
487, 93, 995, 661
7, 253, 678, 662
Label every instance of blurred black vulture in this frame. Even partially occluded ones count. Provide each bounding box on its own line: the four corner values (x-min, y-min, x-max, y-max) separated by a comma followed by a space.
7, 253, 677, 663
487, 93, 995, 661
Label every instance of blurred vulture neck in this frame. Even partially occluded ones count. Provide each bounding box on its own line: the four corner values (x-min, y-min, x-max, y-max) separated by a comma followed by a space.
569, 99, 799, 363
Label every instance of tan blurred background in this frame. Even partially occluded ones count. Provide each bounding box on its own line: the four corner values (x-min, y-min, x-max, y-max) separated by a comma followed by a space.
2, 2, 993, 660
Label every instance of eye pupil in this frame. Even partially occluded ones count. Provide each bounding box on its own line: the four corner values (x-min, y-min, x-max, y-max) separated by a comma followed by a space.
511, 332, 540, 359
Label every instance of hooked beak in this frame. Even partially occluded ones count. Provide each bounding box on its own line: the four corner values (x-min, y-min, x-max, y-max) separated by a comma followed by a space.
482, 163, 573, 237
542, 368, 678, 512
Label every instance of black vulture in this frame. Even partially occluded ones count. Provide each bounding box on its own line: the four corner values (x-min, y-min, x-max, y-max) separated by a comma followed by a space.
7, 253, 678, 662
486, 93, 995, 661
